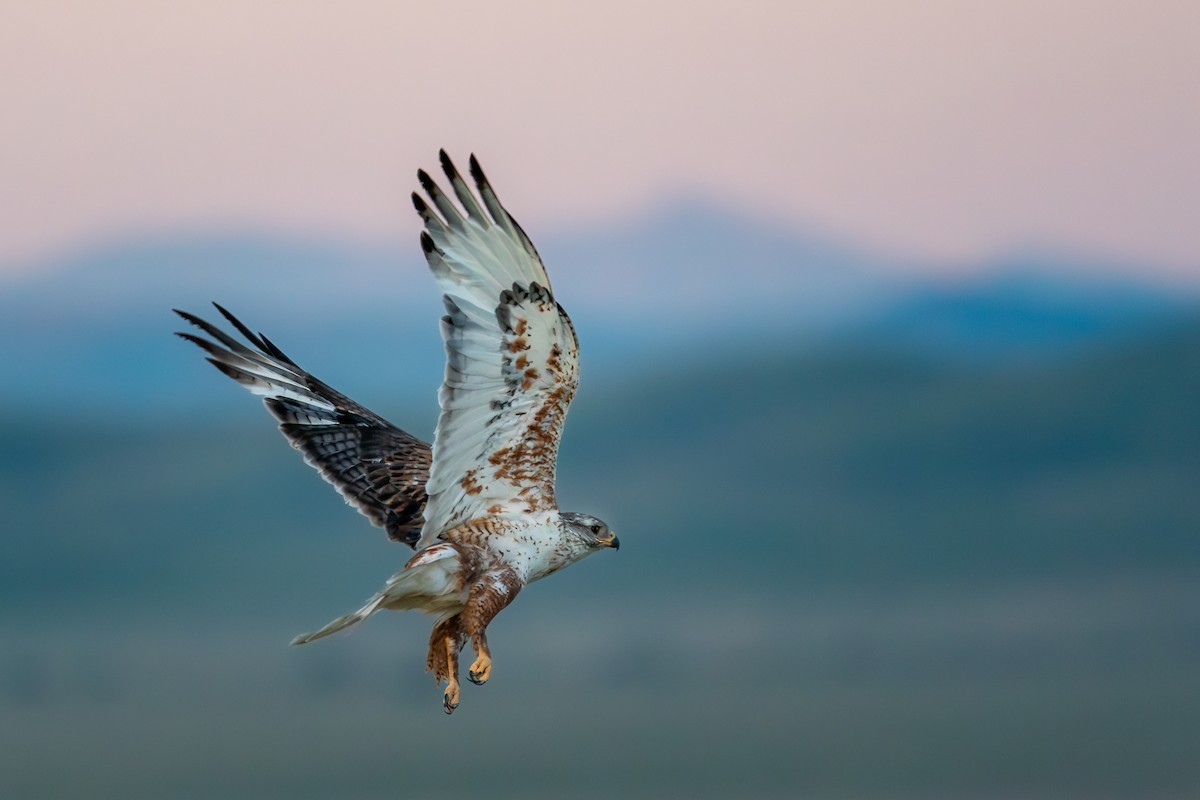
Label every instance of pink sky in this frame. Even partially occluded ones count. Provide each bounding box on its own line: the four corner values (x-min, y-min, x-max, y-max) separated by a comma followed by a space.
3, 0, 1198, 280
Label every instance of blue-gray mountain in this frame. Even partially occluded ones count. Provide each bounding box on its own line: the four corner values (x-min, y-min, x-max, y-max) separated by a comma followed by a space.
1, 203, 1194, 413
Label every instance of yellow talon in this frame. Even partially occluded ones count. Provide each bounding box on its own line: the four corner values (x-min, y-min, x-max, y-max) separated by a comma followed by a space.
442, 679, 461, 714
468, 653, 492, 685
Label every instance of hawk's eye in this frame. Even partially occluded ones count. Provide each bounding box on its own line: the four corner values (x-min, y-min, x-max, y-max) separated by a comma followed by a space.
589, 524, 601, 534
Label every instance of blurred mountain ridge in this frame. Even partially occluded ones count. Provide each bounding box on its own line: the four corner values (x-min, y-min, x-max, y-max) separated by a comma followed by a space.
1, 201, 1195, 415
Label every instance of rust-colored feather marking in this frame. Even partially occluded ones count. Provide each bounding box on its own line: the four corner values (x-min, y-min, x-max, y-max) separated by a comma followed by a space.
546, 343, 564, 376
417, 269, 579, 541
460, 468, 485, 496
487, 383, 573, 513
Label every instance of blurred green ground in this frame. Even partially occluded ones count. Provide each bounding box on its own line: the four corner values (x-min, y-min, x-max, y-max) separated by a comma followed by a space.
2, 323, 1198, 799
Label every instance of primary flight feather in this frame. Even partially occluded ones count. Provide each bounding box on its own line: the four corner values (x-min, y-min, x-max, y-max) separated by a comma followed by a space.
175, 152, 618, 714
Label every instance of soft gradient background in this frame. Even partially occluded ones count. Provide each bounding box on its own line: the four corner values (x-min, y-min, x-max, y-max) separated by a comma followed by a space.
2, 2, 1198, 799
5, 0, 1200, 275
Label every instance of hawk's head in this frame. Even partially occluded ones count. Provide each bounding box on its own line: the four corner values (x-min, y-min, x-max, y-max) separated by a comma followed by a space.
560, 511, 619, 551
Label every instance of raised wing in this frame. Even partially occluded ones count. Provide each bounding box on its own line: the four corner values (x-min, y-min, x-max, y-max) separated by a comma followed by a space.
174, 304, 431, 547
414, 152, 580, 549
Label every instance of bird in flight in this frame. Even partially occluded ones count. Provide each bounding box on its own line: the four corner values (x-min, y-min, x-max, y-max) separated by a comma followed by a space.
175, 152, 618, 713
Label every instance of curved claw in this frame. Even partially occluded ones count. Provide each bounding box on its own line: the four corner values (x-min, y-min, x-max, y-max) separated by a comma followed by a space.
468, 654, 492, 685
442, 681, 461, 714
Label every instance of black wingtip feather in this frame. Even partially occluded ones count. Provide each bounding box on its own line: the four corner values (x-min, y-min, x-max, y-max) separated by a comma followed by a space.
206, 357, 243, 382
173, 308, 250, 353
468, 154, 486, 186
212, 302, 268, 351
174, 308, 205, 327
412, 192, 430, 214
258, 332, 295, 366
176, 331, 220, 355
420, 231, 436, 254
439, 149, 459, 178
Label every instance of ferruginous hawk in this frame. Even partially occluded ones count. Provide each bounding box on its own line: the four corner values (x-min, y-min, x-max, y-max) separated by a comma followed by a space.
175, 152, 618, 713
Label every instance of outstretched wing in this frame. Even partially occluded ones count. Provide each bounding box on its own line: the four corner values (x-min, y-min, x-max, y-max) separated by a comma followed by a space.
174, 304, 431, 547
414, 152, 580, 549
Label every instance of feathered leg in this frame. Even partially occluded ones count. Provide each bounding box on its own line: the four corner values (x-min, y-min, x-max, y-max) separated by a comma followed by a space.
426, 616, 466, 714
460, 570, 521, 686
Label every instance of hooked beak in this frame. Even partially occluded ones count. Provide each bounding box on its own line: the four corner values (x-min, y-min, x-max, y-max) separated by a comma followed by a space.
601, 532, 620, 551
